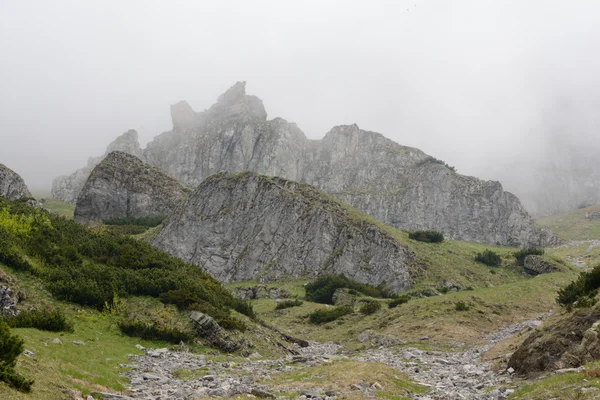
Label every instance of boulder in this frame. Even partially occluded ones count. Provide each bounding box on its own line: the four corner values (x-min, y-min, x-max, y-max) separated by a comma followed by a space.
51, 129, 144, 204
523, 255, 557, 275
0, 164, 31, 201
190, 311, 241, 352
74, 151, 188, 223
332, 288, 356, 307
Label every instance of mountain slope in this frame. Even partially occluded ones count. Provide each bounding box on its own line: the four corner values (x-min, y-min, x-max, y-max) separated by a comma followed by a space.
151, 171, 415, 291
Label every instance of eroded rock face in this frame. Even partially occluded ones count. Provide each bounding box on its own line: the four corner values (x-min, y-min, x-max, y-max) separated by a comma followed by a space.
74, 151, 188, 223
0, 164, 31, 200
151, 171, 415, 292
51, 129, 144, 204
142, 83, 555, 247
508, 307, 600, 376
56, 82, 557, 246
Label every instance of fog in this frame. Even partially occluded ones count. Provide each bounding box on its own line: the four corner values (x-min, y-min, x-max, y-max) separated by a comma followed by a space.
1, 1, 599, 213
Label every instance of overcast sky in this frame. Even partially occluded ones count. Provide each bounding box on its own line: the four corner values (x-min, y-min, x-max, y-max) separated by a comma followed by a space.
1, 0, 599, 192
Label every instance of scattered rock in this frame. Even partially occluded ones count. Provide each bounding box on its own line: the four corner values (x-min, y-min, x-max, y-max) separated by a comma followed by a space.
23, 349, 34, 357
51, 338, 63, 345
72, 340, 85, 346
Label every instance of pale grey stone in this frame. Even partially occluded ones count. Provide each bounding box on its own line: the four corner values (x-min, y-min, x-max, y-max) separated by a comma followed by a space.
0, 163, 31, 200
151, 172, 415, 292
74, 151, 189, 223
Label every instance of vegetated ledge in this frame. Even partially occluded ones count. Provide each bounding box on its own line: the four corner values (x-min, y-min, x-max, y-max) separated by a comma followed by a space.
151, 171, 416, 293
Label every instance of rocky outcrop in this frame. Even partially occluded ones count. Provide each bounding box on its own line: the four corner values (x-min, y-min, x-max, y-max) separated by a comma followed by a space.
56, 82, 556, 246
0, 164, 31, 200
74, 151, 188, 224
190, 311, 242, 352
51, 129, 144, 204
523, 255, 558, 275
233, 286, 292, 301
332, 288, 356, 307
508, 306, 600, 376
586, 211, 600, 220
151, 171, 415, 292
142, 82, 555, 247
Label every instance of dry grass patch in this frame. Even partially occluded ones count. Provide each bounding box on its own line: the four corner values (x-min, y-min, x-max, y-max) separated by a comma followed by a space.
256, 360, 425, 399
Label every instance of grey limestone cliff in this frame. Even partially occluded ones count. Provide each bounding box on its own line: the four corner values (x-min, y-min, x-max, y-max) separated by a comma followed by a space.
151, 171, 415, 291
143, 82, 556, 247
74, 151, 189, 223
51, 129, 144, 204
0, 164, 31, 200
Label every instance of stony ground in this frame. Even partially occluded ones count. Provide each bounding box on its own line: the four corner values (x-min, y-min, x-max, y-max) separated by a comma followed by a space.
93, 318, 550, 400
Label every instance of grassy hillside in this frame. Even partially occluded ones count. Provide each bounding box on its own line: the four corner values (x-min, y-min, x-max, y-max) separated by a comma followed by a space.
38, 198, 75, 219
537, 204, 600, 241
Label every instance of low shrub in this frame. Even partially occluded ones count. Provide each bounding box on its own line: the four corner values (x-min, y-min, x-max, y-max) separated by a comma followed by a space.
4, 309, 74, 332
308, 306, 353, 324
408, 230, 444, 243
388, 294, 411, 308
438, 286, 450, 294
0, 318, 33, 392
475, 249, 502, 267
305, 274, 394, 305
103, 216, 165, 227
514, 248, 545, 266
557, 264, 600, 310
275, 299, 303, 310
455, 301, 469, 311
359, 300, 382, 315
106, 225, 149, 235
118, 319, 193, 343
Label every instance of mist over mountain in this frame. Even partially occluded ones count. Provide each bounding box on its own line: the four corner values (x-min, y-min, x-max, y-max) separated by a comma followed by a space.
1, 1, 599, 217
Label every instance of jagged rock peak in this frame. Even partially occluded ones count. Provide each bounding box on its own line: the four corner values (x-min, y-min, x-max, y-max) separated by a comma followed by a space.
151, 171, 415, 292
74, 151, 189, 224
51, 129, 144, 204
170, 81, 267, 131
0, 164, 32, 200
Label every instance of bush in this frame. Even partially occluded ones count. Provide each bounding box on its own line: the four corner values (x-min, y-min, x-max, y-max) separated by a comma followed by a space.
118, 319, 193, 343
106, 225, 149, 235
475, 249, 502, 267
308, 306, 353, 324
275, 299, 303, 310
388, 294, 411, 308
4, 309, 73, 332
408, 230, 444, 243
455, 301, 469, 311
103, 216, 165, 227
514, 248, 545, 266
305, 274, 394, 305
0, 318, 33, 392
359, 300, 382, 315
557, 264, 600, 310
0, 197, 253, 334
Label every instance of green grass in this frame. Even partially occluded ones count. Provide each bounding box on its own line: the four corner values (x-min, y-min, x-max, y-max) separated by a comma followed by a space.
537, 204, 600, 241
250, 270, 576, 350
38, 198, 75, 219
255, 360, 425, 399
509, 372, 600, 399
